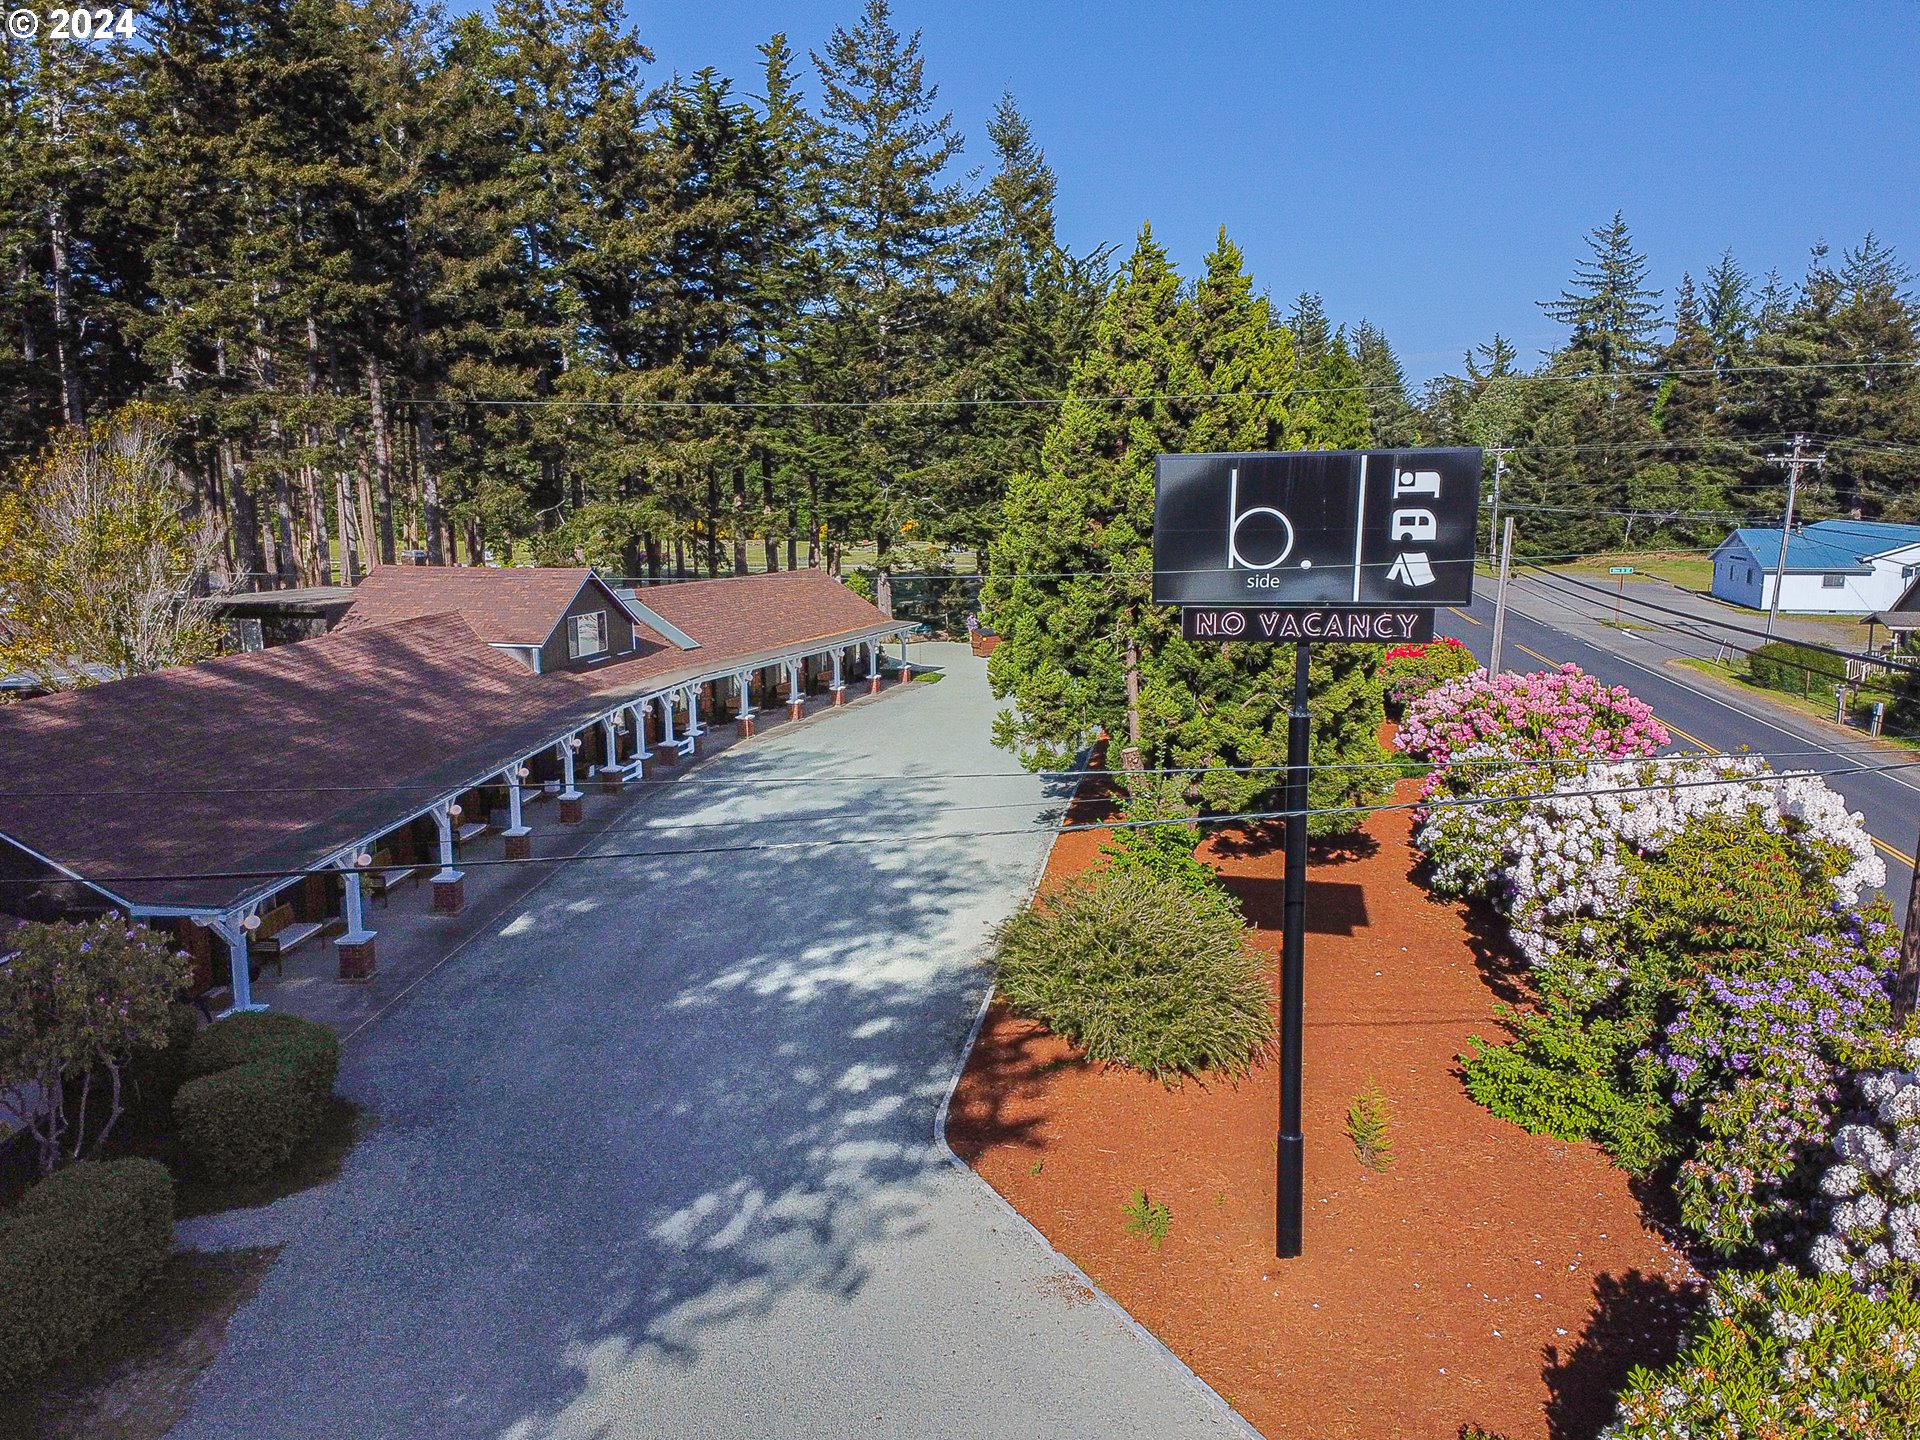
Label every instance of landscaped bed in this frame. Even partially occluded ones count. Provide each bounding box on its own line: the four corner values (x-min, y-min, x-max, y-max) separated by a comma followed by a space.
948, 780, 1700, 1440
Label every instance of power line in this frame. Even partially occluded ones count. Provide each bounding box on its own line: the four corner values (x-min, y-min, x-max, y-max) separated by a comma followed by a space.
6, 751, 1916, 890
1516, 562, 1918, 677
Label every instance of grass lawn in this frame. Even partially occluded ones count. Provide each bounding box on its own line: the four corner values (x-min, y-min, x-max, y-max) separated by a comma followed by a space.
1544, 550, 1715, 591
0, 1248, 279, 1440
1671, 656, 1919, 751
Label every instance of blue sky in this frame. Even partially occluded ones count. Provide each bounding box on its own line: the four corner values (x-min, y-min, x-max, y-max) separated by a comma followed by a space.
621, 1, 1917, 384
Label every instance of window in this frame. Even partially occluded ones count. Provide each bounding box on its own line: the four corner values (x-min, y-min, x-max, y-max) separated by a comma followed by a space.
1821, 574, 1847, 590
567, 610, 608, 659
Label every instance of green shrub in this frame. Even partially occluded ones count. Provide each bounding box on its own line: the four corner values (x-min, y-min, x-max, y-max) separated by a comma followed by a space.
994, 869, 1274, 1083
1099, 776, 1231, 908
173, 1013, 340, 1185
122, 1002, 202, 1119
1122, 1188, 1172, 1248
1609, 1269, 1920, 1437
1747, 639, 1846, 697
1891, 665, 1920, 735
0, 1158, 174, 1394
1460, 1000, 1675, 1173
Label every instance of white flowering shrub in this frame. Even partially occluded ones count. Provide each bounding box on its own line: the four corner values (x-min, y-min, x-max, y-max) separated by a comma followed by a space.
1813, 1039, 1920, 1298
1604, 1268, 1920, 1438
1418, 754, 1884, 1003
1414, 762, 1554, 899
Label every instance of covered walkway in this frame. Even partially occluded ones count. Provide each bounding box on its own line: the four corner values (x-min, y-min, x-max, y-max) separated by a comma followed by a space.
170, 643, 1250, 1440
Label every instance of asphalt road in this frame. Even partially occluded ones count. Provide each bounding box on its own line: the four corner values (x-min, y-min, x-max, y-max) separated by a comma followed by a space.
1434, 576, 1916, 921
169, 643, 1251, 1440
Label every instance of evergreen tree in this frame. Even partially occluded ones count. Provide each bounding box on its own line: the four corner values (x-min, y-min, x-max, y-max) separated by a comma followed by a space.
1702, 249, 1753, 376
984, 227, 1386, 826
806, 0, 981, 561
1540, 211, 1664, 375
1352, 320, 1421, 445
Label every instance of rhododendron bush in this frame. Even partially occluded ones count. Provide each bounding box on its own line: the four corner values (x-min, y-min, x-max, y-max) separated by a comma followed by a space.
1662, 915, 1904, 1255
1604, 1269, 1920, 1440
1376, 636, 1479, 708
1396, 663, 1668, 798
1401, 661, 1915, 1425
1812, 1037, 1920, 1298
1420, 753, 1883, 1001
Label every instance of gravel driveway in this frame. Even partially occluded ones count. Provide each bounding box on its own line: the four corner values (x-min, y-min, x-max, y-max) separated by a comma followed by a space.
169, 642, 1253, 1440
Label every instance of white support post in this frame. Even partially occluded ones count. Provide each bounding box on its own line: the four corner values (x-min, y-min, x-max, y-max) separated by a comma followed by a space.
659, 695, 677, 749
898, 632, 912, 681
205, 913, 266, 1015
600, 716, 618, 771
505, 766, 524, 832
342, 870, 366, 936
432, 804, 459, 881
785, 661, 801, 704
735, 672, 755, 718
685, 685, 702, 737
630, 704, 652, 760
559, 736, 581, 801
830, 650, 844, 691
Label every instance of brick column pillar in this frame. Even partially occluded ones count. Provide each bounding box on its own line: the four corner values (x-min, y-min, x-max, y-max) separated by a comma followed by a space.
502, 829, 532, 860
336, 933, 376, 981
559, 796, 584, 825
432, 873, 466, 913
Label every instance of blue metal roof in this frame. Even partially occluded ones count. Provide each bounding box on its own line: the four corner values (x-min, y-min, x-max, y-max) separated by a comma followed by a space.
1720, 520, 1920, 574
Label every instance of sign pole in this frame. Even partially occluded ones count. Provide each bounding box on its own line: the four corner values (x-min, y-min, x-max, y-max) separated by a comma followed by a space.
1152, 447, 1484, 1262
1276, 639, 1310, 1258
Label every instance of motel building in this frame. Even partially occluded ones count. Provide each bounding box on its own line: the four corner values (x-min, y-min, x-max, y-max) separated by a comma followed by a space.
0, 567, 914, 1015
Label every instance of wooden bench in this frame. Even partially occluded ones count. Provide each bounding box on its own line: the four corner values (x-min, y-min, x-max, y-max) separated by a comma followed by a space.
453, 820, 490, 852
363, 849, 423, 908
249, 903, 325, 980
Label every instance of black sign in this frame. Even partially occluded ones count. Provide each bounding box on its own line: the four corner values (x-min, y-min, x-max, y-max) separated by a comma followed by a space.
1182, 606, 1436, 643
1153, 448, 1482, 607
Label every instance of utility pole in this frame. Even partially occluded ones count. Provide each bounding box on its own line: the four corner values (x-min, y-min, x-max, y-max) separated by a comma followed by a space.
1486, 447, 1508, 566
1489, 516, 1516, 673
1762, 434, 1825, 642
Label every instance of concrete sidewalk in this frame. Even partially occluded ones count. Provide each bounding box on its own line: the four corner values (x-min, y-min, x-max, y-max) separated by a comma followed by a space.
170, 642, 1255, 1440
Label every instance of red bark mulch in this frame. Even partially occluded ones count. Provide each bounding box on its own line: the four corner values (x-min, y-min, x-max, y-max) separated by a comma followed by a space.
947, 783, 1701, 1440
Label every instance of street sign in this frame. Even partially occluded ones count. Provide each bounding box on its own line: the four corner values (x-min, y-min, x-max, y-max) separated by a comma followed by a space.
1182, 605, 1435, 643
1608, 565, 1634, 576
1153, 448, 1482, 608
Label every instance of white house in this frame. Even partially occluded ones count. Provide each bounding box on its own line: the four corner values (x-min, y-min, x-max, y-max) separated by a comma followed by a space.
1710, 520, 1920, 614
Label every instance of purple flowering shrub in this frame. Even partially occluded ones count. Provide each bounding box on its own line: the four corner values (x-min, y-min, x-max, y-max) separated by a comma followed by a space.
1662, 913, 1906, 1256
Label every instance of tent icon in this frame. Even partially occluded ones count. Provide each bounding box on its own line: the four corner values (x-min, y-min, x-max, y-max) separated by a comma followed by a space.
1386, 552, 1435, 587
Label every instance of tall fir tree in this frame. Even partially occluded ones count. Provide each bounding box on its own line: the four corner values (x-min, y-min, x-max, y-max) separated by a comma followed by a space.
805, 0, 980, 562
1540, 211, 1664, 376
984, 227, 1386, 824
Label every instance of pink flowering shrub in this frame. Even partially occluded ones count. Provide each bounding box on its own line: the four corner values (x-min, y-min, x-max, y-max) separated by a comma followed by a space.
1396, 663, 1669, 801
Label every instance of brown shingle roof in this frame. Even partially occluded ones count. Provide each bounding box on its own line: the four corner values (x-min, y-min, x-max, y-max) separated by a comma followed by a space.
338, 565, 633, 648
0, 569, 898, 915
636, 569, 894, 657
0, 614, 596, 911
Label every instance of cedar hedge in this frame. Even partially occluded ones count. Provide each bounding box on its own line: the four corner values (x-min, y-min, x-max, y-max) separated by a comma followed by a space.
0, 1158, 175, 1395
172, 1013, 340, 1185
1747, 639, 1847, 697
